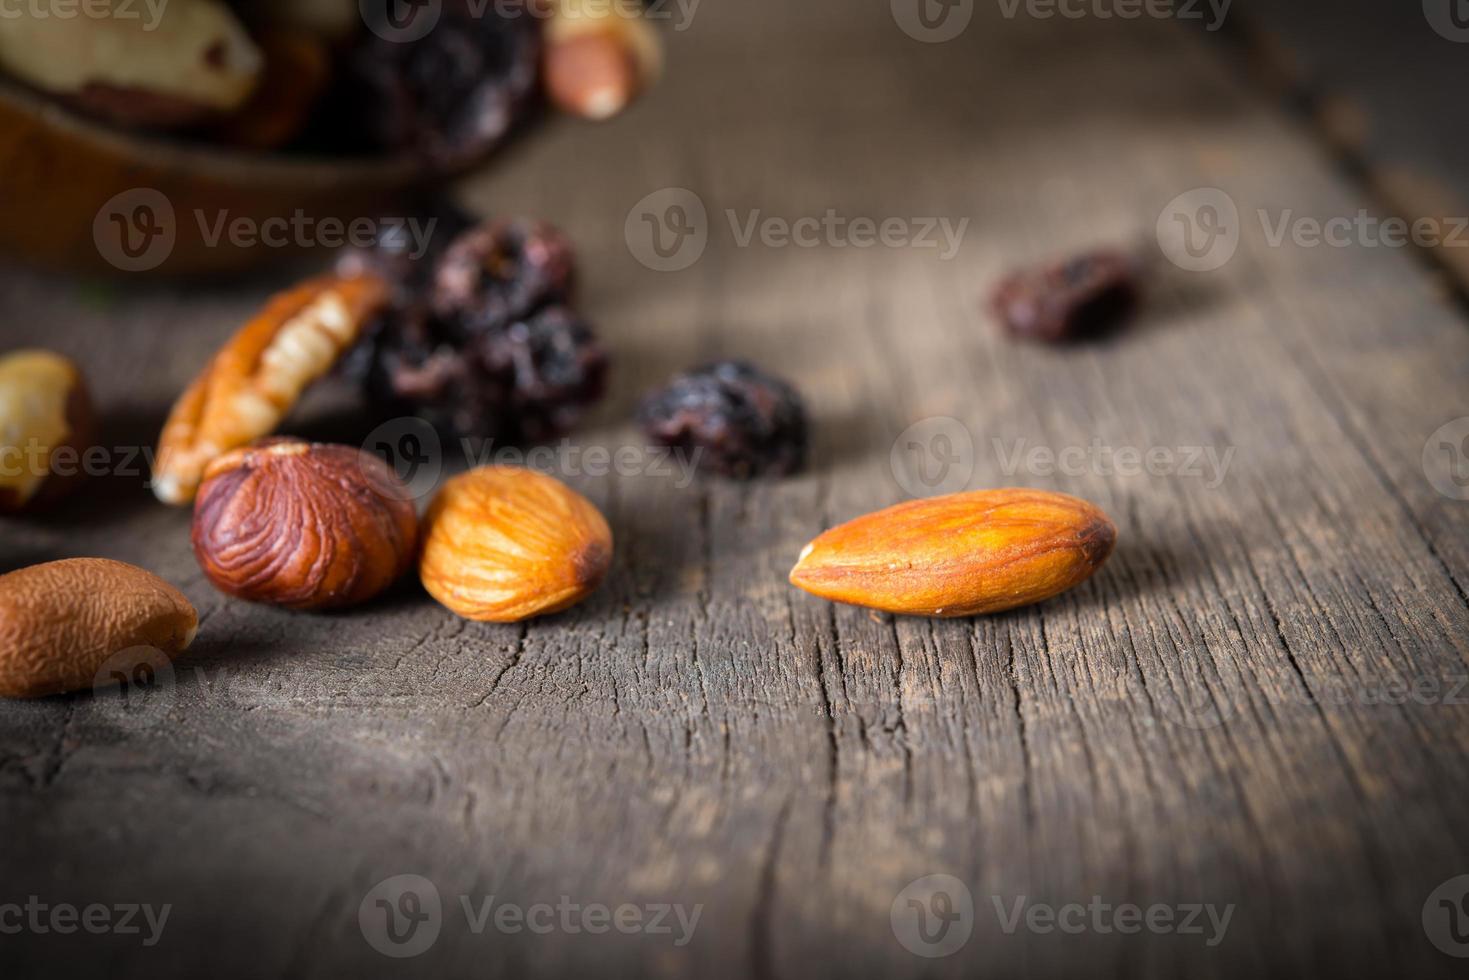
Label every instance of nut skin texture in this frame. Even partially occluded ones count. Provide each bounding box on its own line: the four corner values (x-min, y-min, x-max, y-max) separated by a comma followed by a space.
790, 489, 1116, 618
192, 439, 418, 611
0, 559, 197, 699
419, 466, 612, 623
0, 350, 96, 514
154, 273, 390, 506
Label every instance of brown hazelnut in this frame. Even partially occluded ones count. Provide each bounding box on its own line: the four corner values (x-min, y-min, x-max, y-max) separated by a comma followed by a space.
0, 349, 96, 514
191, 439, 418, 610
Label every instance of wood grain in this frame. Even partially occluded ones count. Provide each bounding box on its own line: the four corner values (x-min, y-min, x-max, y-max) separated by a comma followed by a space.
2, 2, 1468, 978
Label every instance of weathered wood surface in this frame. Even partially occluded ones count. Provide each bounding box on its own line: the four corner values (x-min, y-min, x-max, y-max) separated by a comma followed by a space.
1233, 0, 1469, 289
3, 2, 1469, 978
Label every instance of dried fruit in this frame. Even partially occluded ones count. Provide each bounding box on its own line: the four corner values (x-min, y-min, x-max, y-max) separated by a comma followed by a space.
430, 219, 577, 338
419, 466, 612, 622
0, 350, 95, 514
638, 361, 807, 479
0, 558, 197, 699
153, 272, 390, 506
357, 217, 607, 443
790, 489, 1116, 617
192, 439, 417, 610
545, 0, 662, 120
340, 3, 541, 165
0, 0, 262, 130
990, 248, 1141, 342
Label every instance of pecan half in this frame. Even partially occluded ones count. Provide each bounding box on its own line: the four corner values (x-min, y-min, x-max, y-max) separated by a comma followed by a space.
153, 273, 389, 506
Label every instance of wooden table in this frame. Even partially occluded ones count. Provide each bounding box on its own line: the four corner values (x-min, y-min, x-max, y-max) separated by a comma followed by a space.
3, 2, 1468, 977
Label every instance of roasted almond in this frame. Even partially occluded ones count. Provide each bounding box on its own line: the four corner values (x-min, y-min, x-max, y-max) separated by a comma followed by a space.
419, 466, 613, 623
789, 489, 1116, 617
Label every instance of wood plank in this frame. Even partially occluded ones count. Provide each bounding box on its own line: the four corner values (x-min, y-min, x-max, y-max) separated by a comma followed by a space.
2, 2, 1468, 978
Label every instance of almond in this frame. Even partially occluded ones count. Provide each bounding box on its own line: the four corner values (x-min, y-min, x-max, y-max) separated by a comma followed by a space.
789, 489, 1116, 617
419, 466, 613, 623
0, 558, 198, 699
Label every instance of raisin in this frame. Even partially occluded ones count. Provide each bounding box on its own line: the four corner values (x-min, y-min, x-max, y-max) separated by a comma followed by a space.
990, 248, 1141, 342
431, 220, 576, 339
352, 215, 607, 443
340, 3, 541, 166
638, 362, 808, 479
479, 307, 610, 442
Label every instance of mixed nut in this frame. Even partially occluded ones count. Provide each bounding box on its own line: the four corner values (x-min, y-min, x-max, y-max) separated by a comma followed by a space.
0, 213, 1124, 699
0, 0, 659, 156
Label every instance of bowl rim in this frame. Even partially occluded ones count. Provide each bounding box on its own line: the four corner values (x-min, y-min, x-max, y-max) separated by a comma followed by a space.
0, 75, 426, 189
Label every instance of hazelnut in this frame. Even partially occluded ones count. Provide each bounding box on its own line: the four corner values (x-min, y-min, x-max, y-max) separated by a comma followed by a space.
0, 349, 96, 514
192, 439, 418, 610
419, 466, 612, 623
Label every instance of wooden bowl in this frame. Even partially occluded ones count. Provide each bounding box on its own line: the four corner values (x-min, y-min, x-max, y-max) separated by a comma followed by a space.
0, 78, 457, 277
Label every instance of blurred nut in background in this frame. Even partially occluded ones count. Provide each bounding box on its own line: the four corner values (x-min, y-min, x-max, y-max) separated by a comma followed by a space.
191, 439, 418, 611
0, 349, 95, 514
419, 466, 612, 623
545, 0, 662, 120
0, 0, 262, 130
